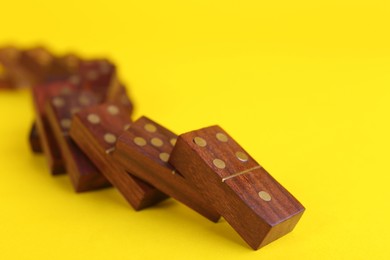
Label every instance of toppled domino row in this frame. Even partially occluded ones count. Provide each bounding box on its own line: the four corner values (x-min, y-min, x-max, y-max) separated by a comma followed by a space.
0, 46, 305, 250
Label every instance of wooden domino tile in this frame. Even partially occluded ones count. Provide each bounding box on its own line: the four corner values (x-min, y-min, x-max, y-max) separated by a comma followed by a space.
0, 46, 32, 89
45, 91, 111, 192
20, 47, 77, 82
20, 48, 117, 89
43, 53, 82, 83
68, 59, 116, 97
104, 76, 134, 114
0, 46, 82, 89
31, 81, 78, 174
1, 44, 306, 250
169, 125, 305, 250
113, 116, 221, 222
56, 53, 81, 75
62, 59, 132, 107
29, 72, 134, 158
0, 46, 20, 89
19, 46, 58, 84
69, 103, 167, 210
109, 85, 133, 114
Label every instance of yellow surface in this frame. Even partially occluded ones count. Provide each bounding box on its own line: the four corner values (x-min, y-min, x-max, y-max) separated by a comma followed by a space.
1, 1, 390, 259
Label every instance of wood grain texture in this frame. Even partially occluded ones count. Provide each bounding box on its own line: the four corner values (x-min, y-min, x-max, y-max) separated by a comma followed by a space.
169, 125, 305, 250
29, 57, 134, 172
28, 82, 133, 157
113, 116, 220, 222
69, 103, 167, 210
46, 91, 111, 192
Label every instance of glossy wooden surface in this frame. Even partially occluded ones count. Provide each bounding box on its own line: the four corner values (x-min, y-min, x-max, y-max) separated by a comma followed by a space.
113, 116, 220, 222
70, 103, 167, 210
46, 91, 111, 192
27, 49, 134, 173
169, 125, 305, 250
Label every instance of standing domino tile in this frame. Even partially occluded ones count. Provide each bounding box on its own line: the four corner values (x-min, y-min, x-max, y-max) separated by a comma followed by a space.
29, 61, 134, 160
110, 85, 133, 113
169, 125, 305, 250
31, 81, 78, 174
0, 46, 32, 89
113, 116, 220, 222
66, 59, 116, 99
46, 91, 111, 192
62, 60, 133, 114
19, 46, 69, 84
19, 47, 82, 84
26, 53, 81, 155
19, 46, 55, 80
70, 60, 134, 115
28, 84, 133, 156
104, 76, 134, 114
70, 103, 167, 210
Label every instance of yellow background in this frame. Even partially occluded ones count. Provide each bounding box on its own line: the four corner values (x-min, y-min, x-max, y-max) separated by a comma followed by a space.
1, 1, 389, 259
